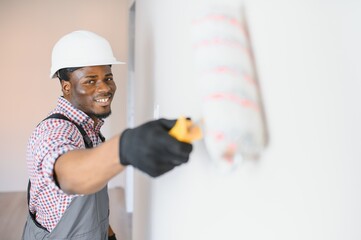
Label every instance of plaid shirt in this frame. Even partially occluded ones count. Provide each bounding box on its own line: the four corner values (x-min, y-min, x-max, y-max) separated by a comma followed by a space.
27, 96, 104, 231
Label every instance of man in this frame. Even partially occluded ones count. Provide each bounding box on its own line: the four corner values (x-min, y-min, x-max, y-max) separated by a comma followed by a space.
22, 30, 192, 240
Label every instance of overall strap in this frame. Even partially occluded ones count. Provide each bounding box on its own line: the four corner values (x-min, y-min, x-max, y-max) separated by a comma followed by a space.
27, 113, 105, 232
44, 113, 94, 148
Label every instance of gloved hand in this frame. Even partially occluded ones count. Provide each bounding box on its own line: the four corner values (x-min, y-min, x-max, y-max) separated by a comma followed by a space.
119, 118, 193, 177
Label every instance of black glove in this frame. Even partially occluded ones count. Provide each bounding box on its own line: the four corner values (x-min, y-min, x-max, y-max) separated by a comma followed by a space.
119, 118, 193, 177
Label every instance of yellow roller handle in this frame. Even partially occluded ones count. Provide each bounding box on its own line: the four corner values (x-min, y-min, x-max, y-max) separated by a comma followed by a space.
169, 116, 203, 143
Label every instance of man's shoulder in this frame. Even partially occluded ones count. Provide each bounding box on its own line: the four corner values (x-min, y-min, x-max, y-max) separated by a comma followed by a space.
28, 114, 84, 154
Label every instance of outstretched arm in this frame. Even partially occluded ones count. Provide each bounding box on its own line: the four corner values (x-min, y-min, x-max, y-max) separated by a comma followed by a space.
54, 118, 193, 195
54, 134, 123, 195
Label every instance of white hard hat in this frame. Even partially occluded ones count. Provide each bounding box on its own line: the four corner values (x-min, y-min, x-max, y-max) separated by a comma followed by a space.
50, 30, 124, 78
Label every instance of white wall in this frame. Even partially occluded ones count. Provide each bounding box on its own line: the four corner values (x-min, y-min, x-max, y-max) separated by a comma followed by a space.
133, 0, 361, 239
0, 0, 128, 192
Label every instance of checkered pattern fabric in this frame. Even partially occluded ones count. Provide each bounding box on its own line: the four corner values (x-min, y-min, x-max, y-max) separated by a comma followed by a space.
27, 96, 104, 231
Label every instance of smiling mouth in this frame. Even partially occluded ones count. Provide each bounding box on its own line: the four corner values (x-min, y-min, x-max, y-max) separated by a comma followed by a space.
94, 95, 113, 106
96, 98, 110, 103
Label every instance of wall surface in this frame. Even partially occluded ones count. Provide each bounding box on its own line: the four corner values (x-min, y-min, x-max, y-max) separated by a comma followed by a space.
132, 0, 361, 239
0, 0, 128, 192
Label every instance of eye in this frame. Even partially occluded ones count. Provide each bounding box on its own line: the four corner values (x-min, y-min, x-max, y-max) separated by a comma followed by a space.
86, 80, 95, 84
106, 77, 114, 81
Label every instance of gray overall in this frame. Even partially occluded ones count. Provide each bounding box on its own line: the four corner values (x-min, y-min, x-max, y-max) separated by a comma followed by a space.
22, 114, 110, 240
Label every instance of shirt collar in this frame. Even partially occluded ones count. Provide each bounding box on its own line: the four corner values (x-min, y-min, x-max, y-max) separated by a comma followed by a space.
56, 96, 104, 130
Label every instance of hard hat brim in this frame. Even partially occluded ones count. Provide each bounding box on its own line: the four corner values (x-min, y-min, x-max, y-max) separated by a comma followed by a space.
50, 61, 126, 79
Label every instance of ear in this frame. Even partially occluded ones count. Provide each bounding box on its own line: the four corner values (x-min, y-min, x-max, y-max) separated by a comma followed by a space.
61, 80, 71, 96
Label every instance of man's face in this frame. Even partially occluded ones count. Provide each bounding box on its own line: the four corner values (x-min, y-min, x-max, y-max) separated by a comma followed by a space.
62, 65, 117, 121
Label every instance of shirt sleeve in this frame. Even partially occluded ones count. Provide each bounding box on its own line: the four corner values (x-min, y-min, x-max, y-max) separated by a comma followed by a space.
36, 118, 85, 196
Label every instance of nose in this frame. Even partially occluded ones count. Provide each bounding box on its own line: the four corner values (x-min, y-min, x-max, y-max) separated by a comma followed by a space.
96, 81, 112, 93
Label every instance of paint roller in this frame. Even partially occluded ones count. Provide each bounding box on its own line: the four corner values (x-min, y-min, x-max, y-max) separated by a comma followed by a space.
190, 3, 268, 171
169, 3, 267, 171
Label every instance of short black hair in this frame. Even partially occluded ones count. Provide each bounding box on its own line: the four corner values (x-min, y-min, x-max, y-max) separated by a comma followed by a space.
56, 65, 112, 81
57, 67, 82, 81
